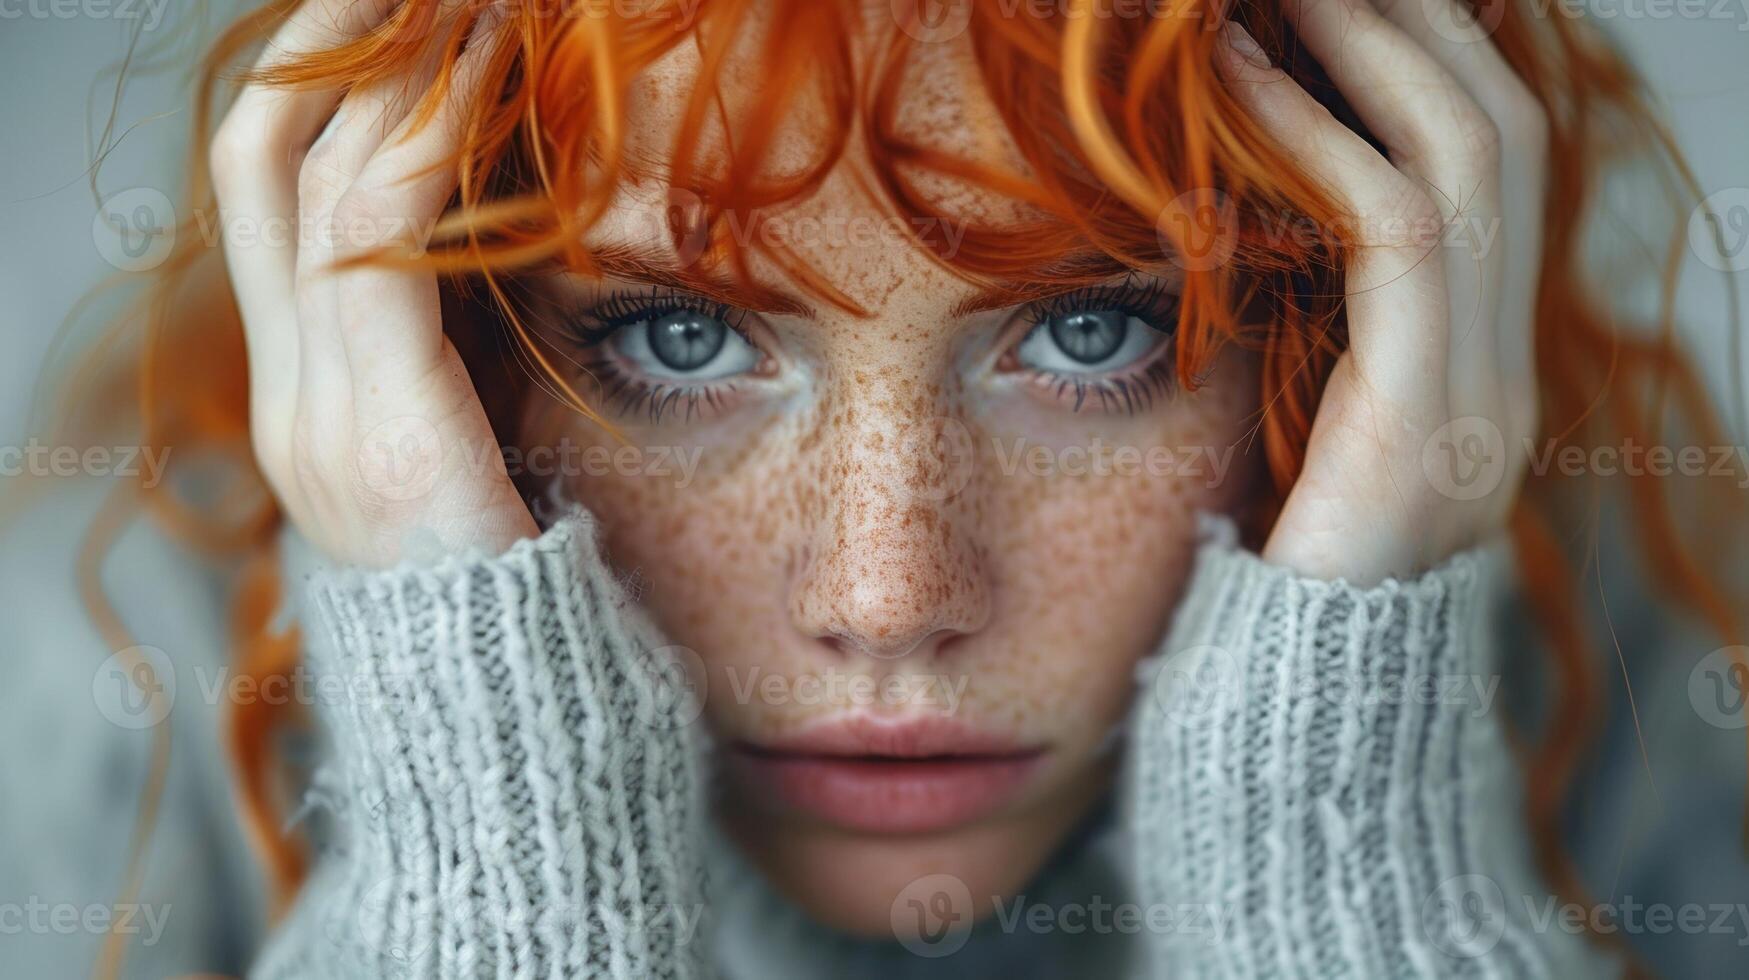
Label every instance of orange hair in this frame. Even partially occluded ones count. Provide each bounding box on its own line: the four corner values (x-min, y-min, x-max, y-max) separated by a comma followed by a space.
36, 0, 1744, 976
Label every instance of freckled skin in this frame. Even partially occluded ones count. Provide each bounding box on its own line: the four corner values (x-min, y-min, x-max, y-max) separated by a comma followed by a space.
511, 33, 1265, 937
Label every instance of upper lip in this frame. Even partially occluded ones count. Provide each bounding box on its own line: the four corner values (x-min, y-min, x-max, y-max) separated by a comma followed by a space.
734, 716, 1042, 760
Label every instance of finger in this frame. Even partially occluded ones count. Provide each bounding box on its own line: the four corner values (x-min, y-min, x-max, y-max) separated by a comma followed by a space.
1375, 0, 1546, 438
1283, 0, 1506, 445
294, 8, 459, 231
210, 0, 395, 451
329, 12, 513, 420
1216, 23, 1448, 413
1283, 0, 1501, 203
293, 10, 470, 423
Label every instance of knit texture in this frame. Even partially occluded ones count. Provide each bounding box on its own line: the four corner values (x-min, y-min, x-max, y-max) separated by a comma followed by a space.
253, 511, 709, 980
1125, 516, 1614, 978
253, 511, 1616, 979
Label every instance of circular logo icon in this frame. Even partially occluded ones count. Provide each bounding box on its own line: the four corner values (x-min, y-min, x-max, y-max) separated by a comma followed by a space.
891, 0, 973, 43
664, 186, 712, 269
1419, 0, 1507, 44
1422, 416, 1507, 502
1689, 646, 1749, 731
1151, 644, 1239, 731
93, 187, 175, 272
355, 416, 446, 505
890, 873, 973, 958
335, 872, 435, 968
1157, 188, 1239, 273
1688, 187, 1749, 273
92, 645, 176, 729
632, 644, 709, 729
1421, 873, 1506, 959
889, 416, 976, 505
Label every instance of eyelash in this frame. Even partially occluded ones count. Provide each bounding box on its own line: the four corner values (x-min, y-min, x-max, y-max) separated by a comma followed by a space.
556, 286, 756, 423
1015, 278, 1182, 415
552, 279, 1183, 423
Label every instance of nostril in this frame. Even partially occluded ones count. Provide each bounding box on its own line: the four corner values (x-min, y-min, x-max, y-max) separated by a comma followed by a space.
816, 631, 849, 656
825, 626, 960, 661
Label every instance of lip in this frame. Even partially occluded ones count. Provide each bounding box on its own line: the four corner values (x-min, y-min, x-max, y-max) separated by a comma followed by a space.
726, 717, 1047, 835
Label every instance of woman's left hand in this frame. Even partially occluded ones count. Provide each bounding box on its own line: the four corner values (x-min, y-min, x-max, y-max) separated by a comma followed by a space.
1214, 0, 1547, 584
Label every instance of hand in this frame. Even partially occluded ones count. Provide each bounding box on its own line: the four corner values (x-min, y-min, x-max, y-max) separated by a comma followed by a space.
1214, 0, 1546, 584
210, 0, 537, 566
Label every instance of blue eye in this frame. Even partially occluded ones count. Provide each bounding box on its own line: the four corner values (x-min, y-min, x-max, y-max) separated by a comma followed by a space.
613, 308, 759, 380
1016, 309, 1164, 374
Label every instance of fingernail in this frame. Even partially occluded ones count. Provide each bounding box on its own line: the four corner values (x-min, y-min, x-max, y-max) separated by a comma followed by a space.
1221, 23, 1272, 69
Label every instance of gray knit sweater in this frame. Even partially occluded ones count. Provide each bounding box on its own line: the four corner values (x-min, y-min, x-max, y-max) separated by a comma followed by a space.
248, 509, 1615, 979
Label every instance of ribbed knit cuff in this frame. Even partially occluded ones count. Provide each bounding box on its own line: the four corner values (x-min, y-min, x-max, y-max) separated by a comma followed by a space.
256, 510, 710, 980
1124, 517, 1613, 979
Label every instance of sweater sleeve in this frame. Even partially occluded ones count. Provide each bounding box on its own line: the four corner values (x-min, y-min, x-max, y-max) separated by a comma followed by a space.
251, 509, 711, 980
1122, 517, 1618, 979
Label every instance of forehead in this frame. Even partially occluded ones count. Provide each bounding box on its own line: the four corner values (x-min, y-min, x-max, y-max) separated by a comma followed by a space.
585, 16, 1041, 320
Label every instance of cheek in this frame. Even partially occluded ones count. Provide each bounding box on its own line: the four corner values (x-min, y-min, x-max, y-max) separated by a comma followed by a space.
527, 402, 824, 713
557, 423, 807, 649
952, 363, 1260, 741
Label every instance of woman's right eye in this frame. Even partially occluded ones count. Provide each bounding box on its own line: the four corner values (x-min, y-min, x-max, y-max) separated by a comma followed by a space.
610, 307, 761, 381
547, 286, 772, 422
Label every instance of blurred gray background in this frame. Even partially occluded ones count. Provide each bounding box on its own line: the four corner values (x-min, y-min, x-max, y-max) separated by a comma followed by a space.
1, 3, 1746, 978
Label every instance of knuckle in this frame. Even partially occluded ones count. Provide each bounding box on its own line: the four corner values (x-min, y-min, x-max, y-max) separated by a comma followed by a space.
328, 189, 400, 252
1456, 106, 1504, 172
285, 420, 329, 490
209, 113, 265, 195
1401, 100, 1501, 182
296, 136, 350, 209
1365, 180, 1447, 249
328, 187, 387, 229
1398, 182, 1444, 226
1434, 103, 1502, 176
287, 419, 366, 515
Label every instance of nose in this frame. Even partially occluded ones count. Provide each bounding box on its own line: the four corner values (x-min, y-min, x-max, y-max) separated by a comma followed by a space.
788, 407, 991, 661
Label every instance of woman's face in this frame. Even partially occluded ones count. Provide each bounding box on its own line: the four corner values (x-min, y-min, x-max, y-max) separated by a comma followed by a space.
514, 36, 1262, 936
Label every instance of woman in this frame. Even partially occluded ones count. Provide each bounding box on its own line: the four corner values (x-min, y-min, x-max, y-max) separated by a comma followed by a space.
38, 0, 1745, 976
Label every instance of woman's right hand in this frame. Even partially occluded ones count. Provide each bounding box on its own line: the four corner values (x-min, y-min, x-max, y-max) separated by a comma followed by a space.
210, 0, 538, 567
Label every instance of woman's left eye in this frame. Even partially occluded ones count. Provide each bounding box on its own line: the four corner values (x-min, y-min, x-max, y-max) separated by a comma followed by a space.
1015, 308, 1164, 374
612, 308, 761, 381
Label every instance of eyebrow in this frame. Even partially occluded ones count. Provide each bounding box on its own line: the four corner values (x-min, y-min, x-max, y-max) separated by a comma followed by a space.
947, 256, 1148, 319
583, 246, 818, 318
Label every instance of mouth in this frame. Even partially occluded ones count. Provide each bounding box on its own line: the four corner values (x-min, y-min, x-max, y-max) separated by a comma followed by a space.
726, 717, 1047, 835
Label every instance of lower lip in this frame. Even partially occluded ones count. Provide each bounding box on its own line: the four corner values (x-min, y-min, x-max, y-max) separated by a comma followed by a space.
729, 750, 1044, 835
